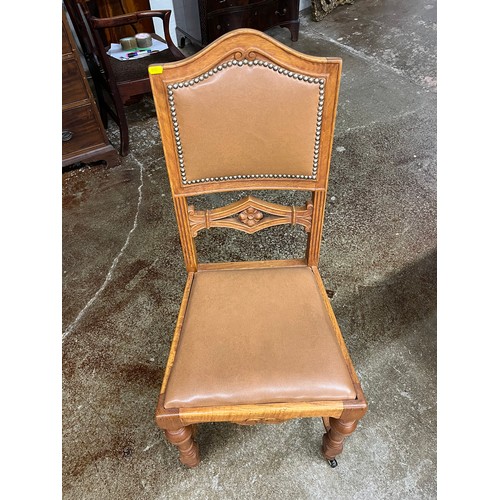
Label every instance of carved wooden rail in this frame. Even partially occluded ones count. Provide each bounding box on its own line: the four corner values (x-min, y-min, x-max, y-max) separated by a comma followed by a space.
187, 195, 313, 237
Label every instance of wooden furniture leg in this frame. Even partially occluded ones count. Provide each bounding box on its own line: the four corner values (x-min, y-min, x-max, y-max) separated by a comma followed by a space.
322, 417, 358, 468
164, 424, 200, 467
281, 21, 299, 42
322, 416, 331, 431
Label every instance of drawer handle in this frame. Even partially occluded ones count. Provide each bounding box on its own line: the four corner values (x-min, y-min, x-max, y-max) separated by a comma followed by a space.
62, 130, 73, 142
275, 8, 287, 16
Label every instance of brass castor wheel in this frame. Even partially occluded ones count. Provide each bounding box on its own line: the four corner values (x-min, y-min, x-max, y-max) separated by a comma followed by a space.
327, 458, 338, 468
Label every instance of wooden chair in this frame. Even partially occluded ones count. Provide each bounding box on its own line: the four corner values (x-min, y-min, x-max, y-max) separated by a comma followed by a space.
64, 0, 185, 156
148, 28, 367, 468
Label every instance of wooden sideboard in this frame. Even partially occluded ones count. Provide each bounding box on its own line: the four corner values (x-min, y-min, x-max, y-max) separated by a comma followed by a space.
62, 8, 120, 168
172, 0, 300, 49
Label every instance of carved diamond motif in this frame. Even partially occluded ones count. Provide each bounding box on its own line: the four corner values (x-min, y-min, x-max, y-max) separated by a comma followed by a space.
188, 195, 313, 236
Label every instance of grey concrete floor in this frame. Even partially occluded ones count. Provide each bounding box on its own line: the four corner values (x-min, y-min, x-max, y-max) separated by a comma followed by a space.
62, 0, 436, 498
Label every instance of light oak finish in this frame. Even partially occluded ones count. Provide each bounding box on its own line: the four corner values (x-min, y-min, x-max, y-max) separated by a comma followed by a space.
149, 29, 367, 468
197, 258, 306, 271
188, 195, 314, 236
159, 273, 194, 395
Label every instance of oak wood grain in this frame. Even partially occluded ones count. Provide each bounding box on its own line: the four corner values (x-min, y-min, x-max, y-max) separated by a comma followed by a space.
188, 195, 313, 236
197, 259, 306, 270
177, 401, 344, 425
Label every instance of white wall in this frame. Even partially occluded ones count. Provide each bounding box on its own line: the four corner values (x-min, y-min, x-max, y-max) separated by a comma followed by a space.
149, 0, 177, 39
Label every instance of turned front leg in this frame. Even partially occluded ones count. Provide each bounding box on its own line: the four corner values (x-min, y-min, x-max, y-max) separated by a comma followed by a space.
164, 424, 200, 468
322, 418, 358, 462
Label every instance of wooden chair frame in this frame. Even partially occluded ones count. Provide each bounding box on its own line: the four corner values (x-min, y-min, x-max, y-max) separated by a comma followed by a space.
149, 29, 367, 468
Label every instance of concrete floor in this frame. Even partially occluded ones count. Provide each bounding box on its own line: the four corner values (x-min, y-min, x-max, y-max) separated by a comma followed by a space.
62, 0, 436, 498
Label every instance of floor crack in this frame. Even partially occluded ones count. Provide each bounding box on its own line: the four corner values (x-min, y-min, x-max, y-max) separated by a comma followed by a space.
304, 25, 428, 90
335, 105, 428, 137
62, 155, 145, 341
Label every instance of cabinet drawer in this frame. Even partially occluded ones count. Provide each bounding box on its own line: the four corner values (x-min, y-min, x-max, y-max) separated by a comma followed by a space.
206, 0, 263, 13
62, 58, 88, 106
207, 0, 283, 40
62, 104, 106, 157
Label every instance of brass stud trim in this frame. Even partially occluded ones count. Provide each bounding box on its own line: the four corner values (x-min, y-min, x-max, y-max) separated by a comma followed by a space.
167, 60, 324, 184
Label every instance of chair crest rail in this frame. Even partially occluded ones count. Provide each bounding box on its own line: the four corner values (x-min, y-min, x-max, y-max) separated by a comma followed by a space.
187, 195, 313, 237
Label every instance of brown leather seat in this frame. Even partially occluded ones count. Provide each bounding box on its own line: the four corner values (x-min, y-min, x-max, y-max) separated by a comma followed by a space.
163, 266, 356, 409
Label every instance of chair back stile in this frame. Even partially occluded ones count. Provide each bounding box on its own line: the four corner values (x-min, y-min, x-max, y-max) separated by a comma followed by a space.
148, 29, 342, 270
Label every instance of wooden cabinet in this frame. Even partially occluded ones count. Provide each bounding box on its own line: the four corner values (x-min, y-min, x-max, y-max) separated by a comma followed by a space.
173, 0, 299, 49
62, 8, 120, 168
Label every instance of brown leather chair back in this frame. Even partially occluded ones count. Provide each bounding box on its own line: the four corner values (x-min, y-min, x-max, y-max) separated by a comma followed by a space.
167, 62, 327, 184
149, 29, 342, 271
